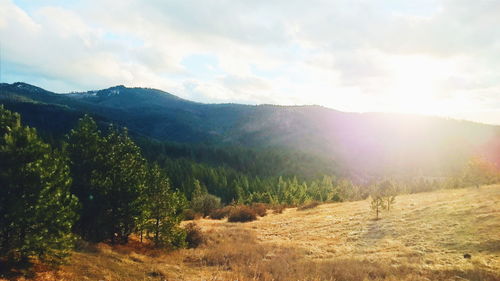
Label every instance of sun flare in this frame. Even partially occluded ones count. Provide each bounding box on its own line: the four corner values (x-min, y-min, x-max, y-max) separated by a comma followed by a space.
384, 55, 456, 116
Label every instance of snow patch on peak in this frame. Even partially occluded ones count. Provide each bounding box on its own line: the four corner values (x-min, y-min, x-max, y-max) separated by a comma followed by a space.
11, 82, 46, 93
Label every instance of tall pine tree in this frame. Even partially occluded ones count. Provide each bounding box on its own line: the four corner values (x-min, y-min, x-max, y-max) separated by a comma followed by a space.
66, 115, 106, 242
143, 163, 186, 248
0, 106, 78, 263
92, 126, 147, 244
67, 117, 148, 244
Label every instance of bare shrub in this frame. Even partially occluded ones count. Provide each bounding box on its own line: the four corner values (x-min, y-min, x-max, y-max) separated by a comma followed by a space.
209, 206, 233, 220
250, 203, 267, 217
297, 201, 320, 211
184, 223, 204, 248
227, 205, 257, 222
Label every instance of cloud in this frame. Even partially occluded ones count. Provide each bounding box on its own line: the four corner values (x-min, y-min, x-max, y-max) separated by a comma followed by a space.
0, 0, 499, 124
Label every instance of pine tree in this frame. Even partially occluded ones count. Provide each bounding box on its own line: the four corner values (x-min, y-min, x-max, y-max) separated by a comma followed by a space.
378, 180, 397, 211
143, 164, 186, 248
67, 117, 148, 244
308, 176, 337, 202
370, 195, 385, 220
0, 106, 78, 264
94, 126, 147, 244
66, 115, 106, 241
370, 180, 396, 219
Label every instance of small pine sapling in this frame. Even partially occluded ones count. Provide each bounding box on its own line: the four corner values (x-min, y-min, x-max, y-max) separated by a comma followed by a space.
370, 196, 385, 220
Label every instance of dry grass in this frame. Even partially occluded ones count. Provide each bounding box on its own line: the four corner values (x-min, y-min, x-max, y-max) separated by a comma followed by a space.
247, 184, 500, 270
1, 238, 192, 281
196, 184, 500, 280
4, 185, 499, 280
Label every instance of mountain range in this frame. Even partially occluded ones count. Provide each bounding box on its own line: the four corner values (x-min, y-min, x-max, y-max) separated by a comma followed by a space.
1, 82, 499, 177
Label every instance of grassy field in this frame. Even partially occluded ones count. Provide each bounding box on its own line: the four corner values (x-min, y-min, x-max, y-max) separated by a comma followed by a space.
5, 185, 500, 281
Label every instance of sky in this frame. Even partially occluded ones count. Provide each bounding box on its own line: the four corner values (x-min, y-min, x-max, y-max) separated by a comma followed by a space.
1, 0, 499, 125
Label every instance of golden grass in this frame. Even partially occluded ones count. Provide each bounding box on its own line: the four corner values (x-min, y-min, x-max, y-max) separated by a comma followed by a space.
244, 184, 500, 270
4, 185, 499, 280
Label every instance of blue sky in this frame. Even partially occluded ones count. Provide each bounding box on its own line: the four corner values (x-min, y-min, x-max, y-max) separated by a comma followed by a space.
1, 0, 499, 124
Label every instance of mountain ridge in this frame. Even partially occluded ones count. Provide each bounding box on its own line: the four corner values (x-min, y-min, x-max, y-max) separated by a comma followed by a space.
1, 81, 499, 177
3, 81, 496, 127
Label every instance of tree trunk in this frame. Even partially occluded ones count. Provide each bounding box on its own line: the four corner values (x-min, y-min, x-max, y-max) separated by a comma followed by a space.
155, 218, 160, 245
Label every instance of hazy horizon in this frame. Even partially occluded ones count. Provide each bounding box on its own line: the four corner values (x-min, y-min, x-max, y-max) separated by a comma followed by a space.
1, 0, 499, 124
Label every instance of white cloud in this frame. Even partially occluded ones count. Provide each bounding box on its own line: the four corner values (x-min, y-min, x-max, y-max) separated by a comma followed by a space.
0, 0, 499, 124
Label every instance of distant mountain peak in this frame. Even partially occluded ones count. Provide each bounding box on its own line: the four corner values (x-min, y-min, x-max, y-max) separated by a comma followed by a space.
101, 86, 123, 96
105, 85, 126, 92
4, 82, 49, 94
62, 84, 196, 109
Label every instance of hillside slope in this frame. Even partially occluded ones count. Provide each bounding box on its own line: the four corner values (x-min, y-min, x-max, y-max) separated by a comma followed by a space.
8, 185, 499, 281
1, 82, 499, 176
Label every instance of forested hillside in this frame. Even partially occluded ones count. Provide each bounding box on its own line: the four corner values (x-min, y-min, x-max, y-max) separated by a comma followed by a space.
1, 82, 499, 180
1, 90, 499, 276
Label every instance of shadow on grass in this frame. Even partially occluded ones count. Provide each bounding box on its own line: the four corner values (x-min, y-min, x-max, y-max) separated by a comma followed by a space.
362, 218, 387, 242
0, 259, 36, 280
433, 267, 500, 281
475, 239, 500, 254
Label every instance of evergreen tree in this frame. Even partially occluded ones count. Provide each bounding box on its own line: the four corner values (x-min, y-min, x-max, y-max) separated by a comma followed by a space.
67, 117, 148, 244
0, 106, 78, 263
370, 180, 397, 219
283, 177, 309, 205
143, 163, 187, 248
378, 180, 397, 211
308, 175, 337, 202
93, 126, 147, 244
370, 195, 385, 220
66, 115, 106, 241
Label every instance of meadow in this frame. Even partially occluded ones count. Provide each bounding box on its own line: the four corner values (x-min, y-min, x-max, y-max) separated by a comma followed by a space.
6, 185, 500, 281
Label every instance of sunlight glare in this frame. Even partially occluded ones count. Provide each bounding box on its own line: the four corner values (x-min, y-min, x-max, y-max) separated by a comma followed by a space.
385, 55, 454, 116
